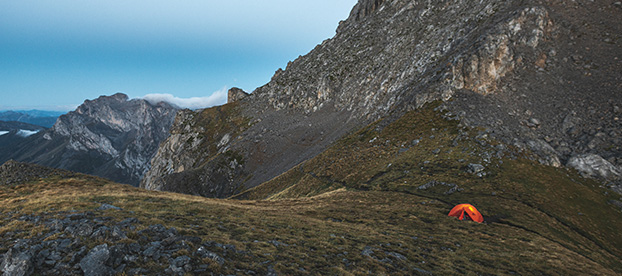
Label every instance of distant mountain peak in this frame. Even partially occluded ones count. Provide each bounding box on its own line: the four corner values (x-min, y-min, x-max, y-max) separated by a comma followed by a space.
1, 93, 180, 185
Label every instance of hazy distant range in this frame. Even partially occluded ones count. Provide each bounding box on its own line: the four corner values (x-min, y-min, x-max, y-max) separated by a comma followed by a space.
0, 110, 65, 129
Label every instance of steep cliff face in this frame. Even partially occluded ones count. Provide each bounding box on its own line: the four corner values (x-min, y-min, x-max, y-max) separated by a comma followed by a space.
251, 0, 552, 120
144, 0, 622, 197
141, 102, 251, 196
438, 0, 622, 190
0, 93, 178, 185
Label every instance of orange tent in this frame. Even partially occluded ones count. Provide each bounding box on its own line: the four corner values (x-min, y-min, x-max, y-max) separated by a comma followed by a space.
448, 204, 484, 223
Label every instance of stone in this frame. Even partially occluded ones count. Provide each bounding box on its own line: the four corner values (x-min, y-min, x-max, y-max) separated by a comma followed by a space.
91, 226, 111, 241
567, 154, 622, 180
120, 218, 139, 225
143, 242, 162, 259
171, 255, 191, 267
70, 246, 89, 264
1, 248, 33, 276
97, 204, 122, 211
386, 251, 407, 261
526, 139, 562, 167
467, 163, 485, 174
79, 244, 113, 276
417, 180, 462, 194
195, 247, 224, 265
268, 240, 289, 247
111, 226, 127, 240
169, 255, 192, 274
73, 223, 94, 237
361, 246, 375, 257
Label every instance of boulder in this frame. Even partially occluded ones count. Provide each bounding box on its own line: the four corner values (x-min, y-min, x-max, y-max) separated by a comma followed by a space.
567, 154, 622, 180
79, 244, 113, 276
1, 249, 33, 276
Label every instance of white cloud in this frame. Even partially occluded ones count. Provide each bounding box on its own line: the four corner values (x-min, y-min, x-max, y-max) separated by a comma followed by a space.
141, 88, 228, 110
17, 130, 39, 137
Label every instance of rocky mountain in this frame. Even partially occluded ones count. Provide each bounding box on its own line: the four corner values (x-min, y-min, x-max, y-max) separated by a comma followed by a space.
142, 0, 622, 197
0, 93, 178, 185
2, 1, 622, 274
0, 122, 46, 159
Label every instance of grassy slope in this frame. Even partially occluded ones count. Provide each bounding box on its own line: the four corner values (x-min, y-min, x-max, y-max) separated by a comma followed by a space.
1, 176, 619, 275
235, 102, 622, 273
1, 103, 621, 275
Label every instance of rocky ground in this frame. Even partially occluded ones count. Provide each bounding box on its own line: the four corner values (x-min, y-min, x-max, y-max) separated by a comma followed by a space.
440, 0, 622, 193
0, 160, 75, 186
1, 210, 240, 276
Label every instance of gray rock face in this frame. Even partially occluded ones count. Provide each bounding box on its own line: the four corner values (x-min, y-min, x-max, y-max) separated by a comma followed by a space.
250, 1, 553, 121
1, 249, 33, 276
227, 87, 249, 104
144, 0, 622, 197
348, 0, 385, 21
0, 93, 178, 185
567, 154, 621, 180
79, 244, 113, 276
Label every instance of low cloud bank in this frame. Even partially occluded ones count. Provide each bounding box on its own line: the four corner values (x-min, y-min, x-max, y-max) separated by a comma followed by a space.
141, 88, 227, 110
17, 130, 40, 137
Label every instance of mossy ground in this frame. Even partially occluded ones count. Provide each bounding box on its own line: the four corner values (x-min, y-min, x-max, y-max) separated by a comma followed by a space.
1, 103, 621, 275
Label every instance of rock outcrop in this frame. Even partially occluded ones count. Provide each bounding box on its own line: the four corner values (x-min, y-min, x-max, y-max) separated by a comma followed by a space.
227, 87, 249, 104
0, 94, 178, 185
143, 0, 622, 196
0, 211, 236, 276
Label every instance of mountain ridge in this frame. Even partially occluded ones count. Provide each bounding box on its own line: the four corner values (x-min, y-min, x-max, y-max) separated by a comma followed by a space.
0, 93, 178, 185
1, 0, 622, 274
142, 0, 621, 198
0, 110, 65, 128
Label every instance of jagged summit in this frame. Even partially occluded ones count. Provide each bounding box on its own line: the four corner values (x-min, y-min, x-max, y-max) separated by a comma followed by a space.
227, 87, 249, 104
0, 93, 179, 185
1, 1, 622, 275
347, 0, 385, 21
143, 0, 621, 197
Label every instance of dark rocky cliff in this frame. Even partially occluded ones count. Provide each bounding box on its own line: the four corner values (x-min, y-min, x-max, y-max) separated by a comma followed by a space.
143, 0, 622, 197
0, 93, 178, 185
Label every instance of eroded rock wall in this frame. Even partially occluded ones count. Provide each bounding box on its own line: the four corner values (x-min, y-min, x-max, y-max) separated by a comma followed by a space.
144, 0, 622, 196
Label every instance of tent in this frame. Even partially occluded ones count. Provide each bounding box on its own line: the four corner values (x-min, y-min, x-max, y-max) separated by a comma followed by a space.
448, 204, 484, 223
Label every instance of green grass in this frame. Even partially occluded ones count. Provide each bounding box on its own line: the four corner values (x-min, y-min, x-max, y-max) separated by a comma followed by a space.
234, 102, 622, 273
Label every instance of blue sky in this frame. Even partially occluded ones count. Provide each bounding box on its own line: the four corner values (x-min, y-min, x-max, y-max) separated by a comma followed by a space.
0, 0, 357, 111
